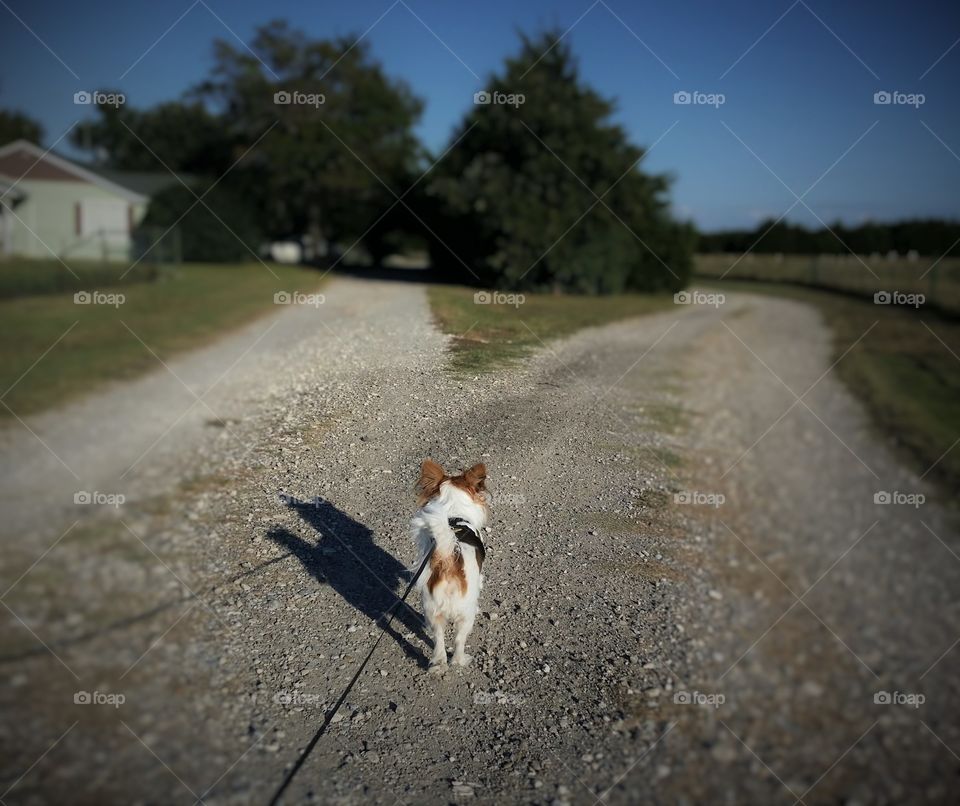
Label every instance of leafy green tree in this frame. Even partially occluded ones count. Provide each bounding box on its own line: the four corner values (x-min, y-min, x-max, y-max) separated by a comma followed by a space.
423, 32, 693, 293
196, 20, 424, 249
71, 98, 230, 175
137, 183, 261, 262
0, 109, 43, 145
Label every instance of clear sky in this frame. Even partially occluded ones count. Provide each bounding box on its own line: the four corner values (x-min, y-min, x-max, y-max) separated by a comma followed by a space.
1, 0, 958, 230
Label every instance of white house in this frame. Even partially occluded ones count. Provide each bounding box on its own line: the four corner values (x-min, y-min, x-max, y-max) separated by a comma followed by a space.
0, 139, 174, 262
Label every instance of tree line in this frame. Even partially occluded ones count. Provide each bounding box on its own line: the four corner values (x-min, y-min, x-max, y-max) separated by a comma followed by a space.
698, 219, 960, 258
6, 21, 955, 289
2, 22, 694, 294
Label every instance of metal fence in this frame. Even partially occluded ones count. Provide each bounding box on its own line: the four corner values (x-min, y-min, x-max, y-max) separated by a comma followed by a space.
696, 253, 960, 314
132, 225, 182, 267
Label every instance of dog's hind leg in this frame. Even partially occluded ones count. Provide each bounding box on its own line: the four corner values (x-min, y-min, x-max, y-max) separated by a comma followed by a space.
452, 613, 475, 666
429, 614, 447, 671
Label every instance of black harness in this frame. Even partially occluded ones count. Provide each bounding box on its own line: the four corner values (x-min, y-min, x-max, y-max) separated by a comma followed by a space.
448, 518, 486, 571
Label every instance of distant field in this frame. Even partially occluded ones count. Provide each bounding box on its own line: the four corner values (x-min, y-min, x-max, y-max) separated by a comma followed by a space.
0, 262, 326, 417
0, 258, 161, 299
703, 278, 960, 493
428, 285, 674, 372
696, 253, 960, 314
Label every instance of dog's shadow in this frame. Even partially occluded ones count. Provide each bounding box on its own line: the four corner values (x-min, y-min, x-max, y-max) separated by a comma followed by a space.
267, 497, 431, 668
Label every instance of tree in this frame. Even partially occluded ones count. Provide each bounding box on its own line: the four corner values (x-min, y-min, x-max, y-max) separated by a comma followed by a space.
195, 20, 424, 248
0, 109, 43, 145
138, 182, 261, 262
70, 98, 231, 175
72, 22, 425, 259
422, 33, 693, 293
697, 219, 960, 256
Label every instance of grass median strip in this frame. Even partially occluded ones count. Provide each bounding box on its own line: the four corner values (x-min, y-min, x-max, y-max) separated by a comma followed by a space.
0, 262, 326, 417
428, 285, 675, 373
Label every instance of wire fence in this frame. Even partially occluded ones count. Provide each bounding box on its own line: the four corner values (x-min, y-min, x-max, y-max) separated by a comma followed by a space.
132, 225, 182, 267
0, 227, 182, 299
696, 253, 960, 314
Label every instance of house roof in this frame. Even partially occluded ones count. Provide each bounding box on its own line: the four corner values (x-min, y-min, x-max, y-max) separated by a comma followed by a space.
0, 139, 195, 202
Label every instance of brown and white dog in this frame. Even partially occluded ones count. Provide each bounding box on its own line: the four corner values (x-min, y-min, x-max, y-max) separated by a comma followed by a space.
410, 459, 489, 671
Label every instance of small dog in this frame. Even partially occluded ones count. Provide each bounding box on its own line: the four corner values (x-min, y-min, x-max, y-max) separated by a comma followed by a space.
410, 459, 489, 671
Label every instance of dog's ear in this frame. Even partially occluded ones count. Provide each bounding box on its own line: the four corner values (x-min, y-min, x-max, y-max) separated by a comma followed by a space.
417, 459, 446, 503
463, 462, 487, 492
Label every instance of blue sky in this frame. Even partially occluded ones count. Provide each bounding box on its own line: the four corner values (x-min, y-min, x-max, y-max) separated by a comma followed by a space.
1, 0, 958, 230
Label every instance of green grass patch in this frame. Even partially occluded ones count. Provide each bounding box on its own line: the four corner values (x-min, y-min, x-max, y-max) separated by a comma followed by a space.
625, 401, 691, 434
0, 262, 326, 417
0, 258, 162, 299
704, 279, 960, 492
427, 285, 675, 373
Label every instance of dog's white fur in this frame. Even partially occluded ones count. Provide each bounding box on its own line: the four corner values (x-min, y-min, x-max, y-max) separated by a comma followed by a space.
410, 479, 488, 670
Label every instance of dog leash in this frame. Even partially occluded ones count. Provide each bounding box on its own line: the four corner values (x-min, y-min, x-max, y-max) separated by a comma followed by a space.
267, 550, 433, 806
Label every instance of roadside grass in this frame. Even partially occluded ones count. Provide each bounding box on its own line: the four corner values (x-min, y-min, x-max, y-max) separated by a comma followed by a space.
427, 285, 675, 373
0, 262, 326, 417
0, 258, 161, 299
702, 279, 960, 492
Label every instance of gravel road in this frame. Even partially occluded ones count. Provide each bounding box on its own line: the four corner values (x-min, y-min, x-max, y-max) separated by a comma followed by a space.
1, 278, 957, 805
